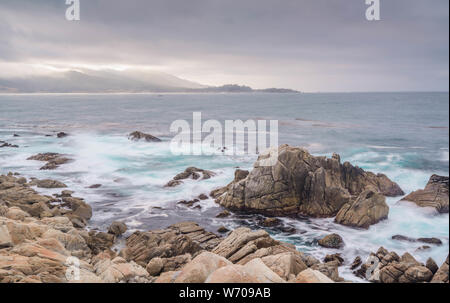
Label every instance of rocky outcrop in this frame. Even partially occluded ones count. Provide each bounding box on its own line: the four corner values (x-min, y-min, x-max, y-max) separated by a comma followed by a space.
27, 153, 72, 170
400, 175, 449, 213
0, 174, 91, 225
217, 145, 403, 218
119, 222, 221, 270
165, 167, 216, 187
335, 190, 389, 229
352, 247, 447, 283
0, 141, 18, 148
294, 268, 334, 283
431, 255, 449, 283
128, 131, 161, 142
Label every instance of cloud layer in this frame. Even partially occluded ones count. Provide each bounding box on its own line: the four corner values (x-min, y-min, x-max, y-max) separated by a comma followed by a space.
0, 0, 448, 92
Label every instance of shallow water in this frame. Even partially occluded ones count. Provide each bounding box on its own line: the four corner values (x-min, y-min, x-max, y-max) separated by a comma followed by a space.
0, 92, 448, 281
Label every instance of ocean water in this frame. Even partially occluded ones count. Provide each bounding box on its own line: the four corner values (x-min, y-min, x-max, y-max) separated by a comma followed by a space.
0, 92, 448, 281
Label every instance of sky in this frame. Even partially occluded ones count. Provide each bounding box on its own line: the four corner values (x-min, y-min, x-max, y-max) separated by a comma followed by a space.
0, 0, 448, 92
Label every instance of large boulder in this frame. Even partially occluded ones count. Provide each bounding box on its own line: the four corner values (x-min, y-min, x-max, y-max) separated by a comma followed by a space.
400, 175, 449, 213
318, 233, 344, 249
335, 190, 389, 229
218, 145, 403, 218
174, 252, 232, 283
204, 258, 285, 283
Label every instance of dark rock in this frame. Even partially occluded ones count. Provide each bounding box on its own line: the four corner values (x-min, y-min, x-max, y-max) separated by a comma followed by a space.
88, 184, 102, 189
261, 217, 281, 227
27, 153, 71, 170
198, 194, 208, 200
217, 226, 230, 233
417, 237, 442, 245
216, 210, 230, 218
426, 258, 439, 274
392, 235, 416, 242
431, 255, 449, 283
350, 256, 362, 270
57, 132, 68, 138
128, 131, 161, 142
324, 253, 344, 266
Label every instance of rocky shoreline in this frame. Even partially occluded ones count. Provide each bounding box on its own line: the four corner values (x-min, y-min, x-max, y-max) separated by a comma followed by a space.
0, 143, 449, 283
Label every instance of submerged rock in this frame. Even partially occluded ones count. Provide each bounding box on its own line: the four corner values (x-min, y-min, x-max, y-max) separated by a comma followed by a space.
128, 131, 161, 142
218, 145, 403, 218
335, 190, 389, 229
400, 174, 449, 213
27, 153, 71, 170
164, 167, 216, 187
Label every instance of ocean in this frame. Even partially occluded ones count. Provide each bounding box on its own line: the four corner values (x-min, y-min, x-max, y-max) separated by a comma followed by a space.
0, 92, 448, 281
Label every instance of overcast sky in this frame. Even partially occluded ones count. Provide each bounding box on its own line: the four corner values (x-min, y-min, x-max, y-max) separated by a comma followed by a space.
0, 0, 448, 92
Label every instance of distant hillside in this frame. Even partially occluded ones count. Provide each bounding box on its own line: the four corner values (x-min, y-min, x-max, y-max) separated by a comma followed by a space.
0, 69, 299, 93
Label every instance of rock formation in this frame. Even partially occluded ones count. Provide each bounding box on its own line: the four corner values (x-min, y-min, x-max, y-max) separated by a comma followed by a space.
216, 145, 403, 218
128, 131, 161, 142
400, 175, 449, 213
335, 190, 389, 229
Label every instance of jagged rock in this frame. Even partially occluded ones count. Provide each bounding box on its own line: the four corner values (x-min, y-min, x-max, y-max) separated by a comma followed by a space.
108, 221, 127, 236
0, 142, 19, 148
350, 256, 362, 270
128, 131, 161, 142
431, 255, 449, 283
335, 190, 389, 229
218, 145, 403, 218
318, 233, 344, 249
426, 258, 439, 274
120, 222, 221, 268
165, 167, 216, 187
294, 268, 334, 283
400, 175, 449, 213
324, 253, 344, 266
27, 153, 71, 170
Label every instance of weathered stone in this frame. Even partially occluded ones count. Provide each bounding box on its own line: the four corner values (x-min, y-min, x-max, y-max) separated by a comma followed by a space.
0, 224, 13, 248
35, 179, 67, 189
335, 190, 389, 229
426, 258, 439, 274
400, 175, 449, 213
218, 145, 403, 218
318, 233, 344, 249
174, 252, 232, 283
108, 221, 127, 236
431, 255, 449, 283
261, 252, 307, 280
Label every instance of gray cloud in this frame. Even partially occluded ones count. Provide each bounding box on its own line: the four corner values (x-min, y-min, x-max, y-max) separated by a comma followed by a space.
0, 0, 448, 91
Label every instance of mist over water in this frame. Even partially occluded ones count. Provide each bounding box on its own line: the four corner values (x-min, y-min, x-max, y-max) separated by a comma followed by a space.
0, 92, 448, 281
